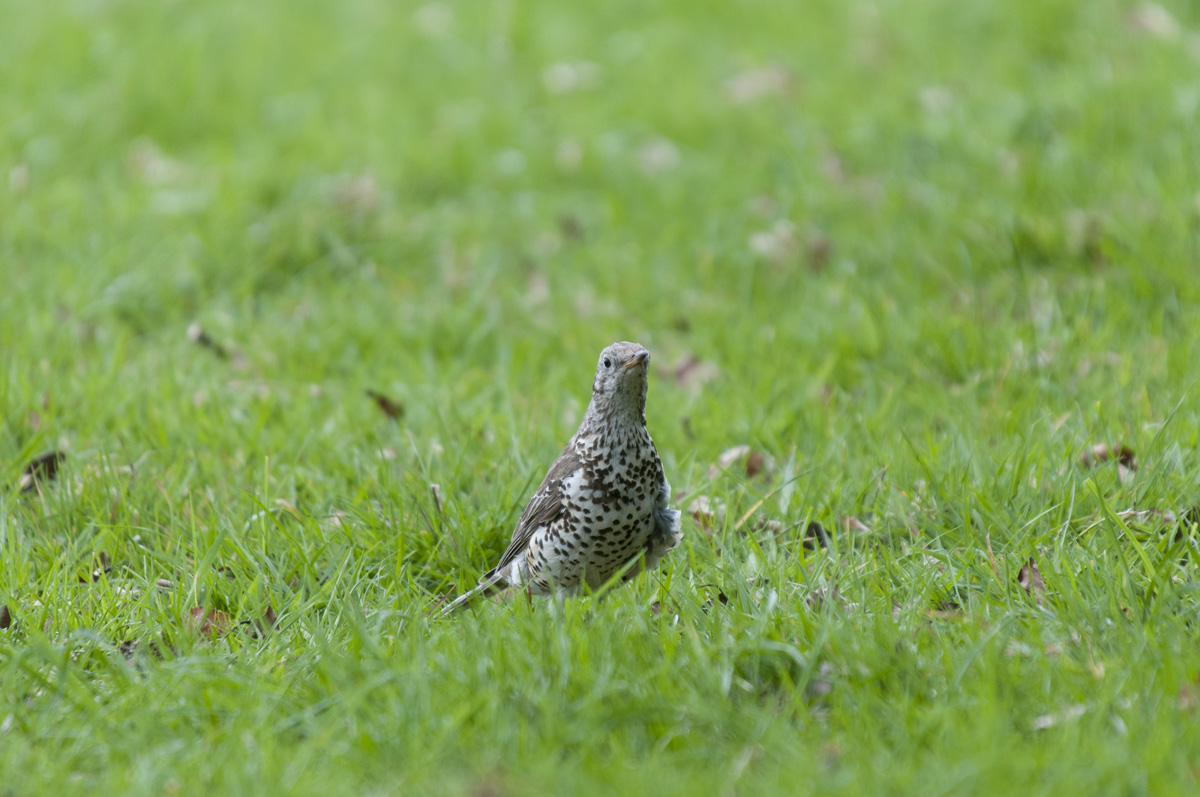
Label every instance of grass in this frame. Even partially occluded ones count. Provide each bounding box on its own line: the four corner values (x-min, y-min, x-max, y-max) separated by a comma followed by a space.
3, 0, 1200, 792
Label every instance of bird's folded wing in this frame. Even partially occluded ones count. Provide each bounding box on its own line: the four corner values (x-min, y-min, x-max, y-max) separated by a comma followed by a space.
484, 442, 583, 581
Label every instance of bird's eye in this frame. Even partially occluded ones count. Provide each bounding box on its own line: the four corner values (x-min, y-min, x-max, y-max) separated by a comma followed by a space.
603, 358, 612, 369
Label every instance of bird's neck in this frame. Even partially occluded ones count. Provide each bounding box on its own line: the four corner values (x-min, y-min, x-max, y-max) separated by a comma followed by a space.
579, 392, 645, 439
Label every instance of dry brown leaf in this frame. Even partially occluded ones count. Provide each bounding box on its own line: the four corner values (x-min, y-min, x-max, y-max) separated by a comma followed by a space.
803, 520, 832, 550
19, 450, 65, 493
186, 322, 230, 359
669, 353, 720, 391
1179, 681, 1199, 712
557, 213, 584, 240
366, 389, 404, 421
707, 445, 772, 481
1018, 557, 1046, 605
840, 516, 871, 535
329, 172, 380, 217
688, 496, 727, 533
1078, 443, 1136, 471
0, 604, 10, 630
807, 229, 832, 272
187, 607, 231, 640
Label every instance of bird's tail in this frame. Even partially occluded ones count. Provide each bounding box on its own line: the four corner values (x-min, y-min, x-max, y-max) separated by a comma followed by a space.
437, 571, 508, 617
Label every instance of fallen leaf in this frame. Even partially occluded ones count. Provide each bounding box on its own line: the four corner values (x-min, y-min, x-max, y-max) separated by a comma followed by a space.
707, 445, 772, 480
19, 450, 65, 492
802, 520, 831, 550
688, 496, 727, 533
1033, 703, 1087, 730
187, 607, 231, 640
748, 220, 797, 263
328, 172, 380, 218
127, 137, 189, 185
1078, 443, 1136, 471
723, 65, 791, 104
0, 605, 10, 629
1179, 681, 1199, 712
79, 552, 113, 583
557, 213, 584, 240
155, 579, 175, 590
668, 352, 720, 391
366, 389, 404, 420
807, 229, 832, 271
1018, 557, 1046, 605
840, 516, 871, 535
186, 323, 230, 359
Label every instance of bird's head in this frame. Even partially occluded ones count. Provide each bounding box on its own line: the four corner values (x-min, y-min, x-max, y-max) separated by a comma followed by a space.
591, 341, 651, 420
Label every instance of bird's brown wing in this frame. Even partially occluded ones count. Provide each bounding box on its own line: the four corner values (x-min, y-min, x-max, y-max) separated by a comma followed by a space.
483, 442, 583, 581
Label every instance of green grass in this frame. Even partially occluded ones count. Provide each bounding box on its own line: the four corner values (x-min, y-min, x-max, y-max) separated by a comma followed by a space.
3, 0, 1200, 793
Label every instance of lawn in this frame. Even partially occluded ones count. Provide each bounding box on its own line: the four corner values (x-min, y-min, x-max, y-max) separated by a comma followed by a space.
3, 0, 1200, 793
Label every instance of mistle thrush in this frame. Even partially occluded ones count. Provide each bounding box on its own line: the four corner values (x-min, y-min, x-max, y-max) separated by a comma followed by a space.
443, 341, 682, 613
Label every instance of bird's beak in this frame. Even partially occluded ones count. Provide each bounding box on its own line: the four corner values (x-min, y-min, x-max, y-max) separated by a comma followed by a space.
623, 350, 650, 370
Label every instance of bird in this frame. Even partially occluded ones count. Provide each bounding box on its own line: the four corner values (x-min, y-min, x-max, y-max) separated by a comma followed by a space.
441, 341, 682, 614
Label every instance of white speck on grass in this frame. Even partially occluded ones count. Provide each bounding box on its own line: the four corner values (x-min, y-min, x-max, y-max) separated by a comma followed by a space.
1033, 703, 1087, 730
919, 86, 954, 115
748, 220, 796, 262
542, 61, 602, 94
128, 138, 189, 186
723, 65, 790, 104
413, 3, 453, 36
495, 149, 526, 175
9, 163, 29, 193
150, 189, 211, 216
638, 138, 679, 174
1129, 2, 1179, 39
555, 139, 584, 171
